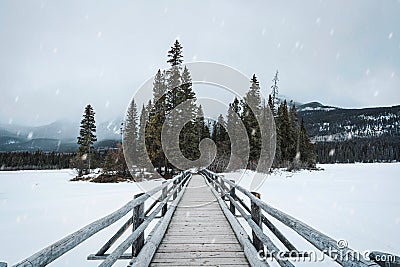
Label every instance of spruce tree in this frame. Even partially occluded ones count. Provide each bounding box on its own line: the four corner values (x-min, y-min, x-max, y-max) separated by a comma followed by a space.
271, 70, 279, 114
226, 97, 246, 169
146, 70, 168, 174
241, 74, 262, 168
137, 104, 153, 175
276, 100, 296, 165
77, 104, 97, 175
123, 99, 139, 173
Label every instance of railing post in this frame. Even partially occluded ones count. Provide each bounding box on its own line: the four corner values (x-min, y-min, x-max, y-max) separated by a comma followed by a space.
162, 181, 167, 217
173, 179, 178, 199
213, 175, 218, 192
251, 191, 263, 256
132, 193, 144, 257
229, 180, 236, 215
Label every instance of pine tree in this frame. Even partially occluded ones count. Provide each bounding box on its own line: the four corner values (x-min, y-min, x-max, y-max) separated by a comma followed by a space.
241, 74, 262, 168
76, 104, 97, 175
226, 97, 246, 169
146, 70, 168, 174
137, 104, 153, 175
210, 114, 230, 172
299, 117, 316, 167
268, 94, 274, 115
123, 99, 139, 173
271, 70, 279, 114
276, 100, 296, 165
178, 65, 198, 162
167, 40, 183, 67
166, 40, 183, 111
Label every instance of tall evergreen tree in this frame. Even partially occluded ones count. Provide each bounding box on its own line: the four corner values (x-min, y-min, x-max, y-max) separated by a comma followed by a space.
77, 104, 97, 175
137, 104, 153, 174
226, 97, 246, 169
241, 74, 262, 168
276, 100, 296, 164
167, 40, 184, 66
146, 72, 169, 174
123, 99, 139, 172
166, 40, 183, 111
271, 70, 279, 115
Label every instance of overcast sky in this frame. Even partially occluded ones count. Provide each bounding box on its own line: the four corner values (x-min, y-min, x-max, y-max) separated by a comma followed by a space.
1, 0, 399, 126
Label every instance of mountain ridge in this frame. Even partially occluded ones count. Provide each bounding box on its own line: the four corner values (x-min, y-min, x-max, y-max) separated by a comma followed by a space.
0, 101, 399, 152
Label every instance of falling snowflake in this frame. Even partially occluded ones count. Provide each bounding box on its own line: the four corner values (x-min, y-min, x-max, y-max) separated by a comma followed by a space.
14, 96, 19, 103
388, 32, 393, 39
27, 132, 33, 140
329, 149, 335, 156
97, 31, 102, 38
347, 132, 352, 139
330, 29, 334, 36
315, 17, 321, 24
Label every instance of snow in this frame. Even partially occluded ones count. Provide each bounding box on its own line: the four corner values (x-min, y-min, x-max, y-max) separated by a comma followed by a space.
300, 107, 336, 112
0, 169, 162, 266
222, 163, 400, 266
0, 164, 399, 266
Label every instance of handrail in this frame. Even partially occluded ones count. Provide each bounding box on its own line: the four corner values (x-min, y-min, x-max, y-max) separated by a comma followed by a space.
200, 169, 381, 267
12, 171, 190, 267
98, 172, 190, 266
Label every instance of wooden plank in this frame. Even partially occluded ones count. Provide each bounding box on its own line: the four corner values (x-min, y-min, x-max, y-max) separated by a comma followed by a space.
205, 174, 269, 267
151, 174, 250, 266
151, 257, 249, 265
128, 174, 191, 267
156, 243, 243, 252
152, 251, 246, 259
99, 175, 189, 267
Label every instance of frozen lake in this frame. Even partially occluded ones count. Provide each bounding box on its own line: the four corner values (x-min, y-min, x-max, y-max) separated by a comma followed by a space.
0, 163, 399, 266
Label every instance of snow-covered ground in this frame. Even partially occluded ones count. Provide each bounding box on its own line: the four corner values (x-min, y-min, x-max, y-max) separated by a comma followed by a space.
223, 163, 400, 266
0, 169, 161, 266
0, 164, 399, 266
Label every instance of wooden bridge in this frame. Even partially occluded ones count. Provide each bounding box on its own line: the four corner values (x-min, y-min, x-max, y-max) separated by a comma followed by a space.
5, 170, 400, 267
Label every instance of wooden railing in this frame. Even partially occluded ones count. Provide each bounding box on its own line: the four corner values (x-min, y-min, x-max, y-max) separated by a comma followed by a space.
11, 171, 191, 267
199, 169, 387, 267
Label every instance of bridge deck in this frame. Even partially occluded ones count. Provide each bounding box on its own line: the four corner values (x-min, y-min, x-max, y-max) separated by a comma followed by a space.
150, 174, 249, 266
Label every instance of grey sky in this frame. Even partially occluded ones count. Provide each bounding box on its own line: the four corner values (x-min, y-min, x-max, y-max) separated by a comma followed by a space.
1, 0, 399, 126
